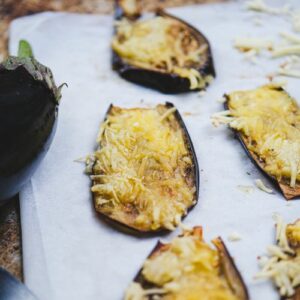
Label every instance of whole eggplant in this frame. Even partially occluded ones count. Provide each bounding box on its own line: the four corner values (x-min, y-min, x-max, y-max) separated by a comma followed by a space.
0, 40, 64, 203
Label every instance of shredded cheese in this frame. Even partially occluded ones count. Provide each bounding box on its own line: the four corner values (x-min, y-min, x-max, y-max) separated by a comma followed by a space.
234, 37, 273, 52
280, 31, 300, 44
125, 231, 239, 300
212, 85, 300, 188
276, 55, 300, 78
245, 0, 290, 16
90, 105, 195, 231
228, 232, 242, 242
272, 44, 300, 58
292, 11, 300, 32
256, 216, 300, 297
254, 179, 273, 194
112, 17, 212, 90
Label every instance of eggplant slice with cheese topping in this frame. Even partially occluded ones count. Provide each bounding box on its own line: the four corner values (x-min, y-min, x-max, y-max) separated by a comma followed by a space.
112, 0, 215, 94
212, 84, 300, 200
125, 226, 249, 300
256, 216, 300, 299
88, 103, 199, 233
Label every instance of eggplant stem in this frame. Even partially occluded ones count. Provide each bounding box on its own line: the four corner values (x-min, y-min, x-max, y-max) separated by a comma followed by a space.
18, 40, 34, 58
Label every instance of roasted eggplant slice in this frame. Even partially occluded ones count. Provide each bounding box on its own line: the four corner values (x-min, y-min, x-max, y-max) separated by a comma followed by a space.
125, 226, 249, 300
212, 84, 300, 200
256, 216, 300, 300
112, 0, 215, 94
0, 40, 64, 202
88, 103, 199, 233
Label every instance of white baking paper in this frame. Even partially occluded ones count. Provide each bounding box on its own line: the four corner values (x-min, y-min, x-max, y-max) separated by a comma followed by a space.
9, 1, 300, 299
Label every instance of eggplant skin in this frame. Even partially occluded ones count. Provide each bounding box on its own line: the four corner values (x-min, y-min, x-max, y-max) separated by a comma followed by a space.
91, 103, 199, 234
129, 227, 249, 299
0, 53, 63, 202
112, 9, 215, 94
224, 88, 300, 200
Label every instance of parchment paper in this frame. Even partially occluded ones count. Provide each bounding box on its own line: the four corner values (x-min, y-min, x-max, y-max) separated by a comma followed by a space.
9, 1, 300, 299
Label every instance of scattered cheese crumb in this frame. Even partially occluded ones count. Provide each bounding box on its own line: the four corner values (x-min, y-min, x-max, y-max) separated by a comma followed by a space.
234, 37, 273, 52
280, 31, 300, 44
198, 90, 207, 97
255, 179, 273, 194
217, 96, 226, 103
275, 55, 300, 78
228, 232, 242, 242
74, 156, 89, 163
246, 0, 290, 16
269, 79, 287, 87
237, 185, 254, 194
272, 45, 300, 58
255, 215, 299, 298
277, 68, 300, 78
244, 49, 259, 64
292, 11, 300, 32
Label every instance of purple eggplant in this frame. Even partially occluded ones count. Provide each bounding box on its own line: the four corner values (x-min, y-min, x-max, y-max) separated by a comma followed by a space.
0, 40, 65, 202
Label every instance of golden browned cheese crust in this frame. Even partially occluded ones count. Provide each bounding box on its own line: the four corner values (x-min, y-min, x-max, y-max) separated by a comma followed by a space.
90, 104, 197, 232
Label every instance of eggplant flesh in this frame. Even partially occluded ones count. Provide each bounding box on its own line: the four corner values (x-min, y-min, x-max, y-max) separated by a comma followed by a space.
112, 0, 215, 94
223, 85, 300, 200
125, 227, 249, 300
89, 102, 199, 233
0, 40, 64, 202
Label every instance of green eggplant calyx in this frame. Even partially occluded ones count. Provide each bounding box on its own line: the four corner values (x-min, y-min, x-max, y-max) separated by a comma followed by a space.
56, 83, 68, 103
0, 40, 66, 105
18, 40, 34, 59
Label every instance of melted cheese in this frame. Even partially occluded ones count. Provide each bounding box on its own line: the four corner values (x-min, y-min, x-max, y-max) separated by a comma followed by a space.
112, 17, 212, 90
126, 234, 238, 300
91, 105, 195, 231
212, 85, 300, 187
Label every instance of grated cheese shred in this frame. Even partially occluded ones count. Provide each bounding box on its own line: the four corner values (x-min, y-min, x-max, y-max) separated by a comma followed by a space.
125, 230, 239, 300
211, 85, 300, 188
90, 105, 195, 231
112, 17, 212, 90
256, 215, 300, 297
254, 179, 273, 194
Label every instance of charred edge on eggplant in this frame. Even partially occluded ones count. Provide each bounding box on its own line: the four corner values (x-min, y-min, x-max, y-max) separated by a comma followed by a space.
0, 40, 65, 201
90, 103, 199, 234
223, 87, 300, 200
126, 227, 249, 300
112, 1, 215, 94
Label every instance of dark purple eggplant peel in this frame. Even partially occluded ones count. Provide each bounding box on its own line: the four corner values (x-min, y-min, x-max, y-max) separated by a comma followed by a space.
89, 102, 199, 234
0, 40, 65, 202
125, 227, 249, 299
224, 86, 300, 200
112, 0, 215, 94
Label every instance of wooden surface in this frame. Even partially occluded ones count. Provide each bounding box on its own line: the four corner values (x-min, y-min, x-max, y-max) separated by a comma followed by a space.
0, 0, 225, 281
